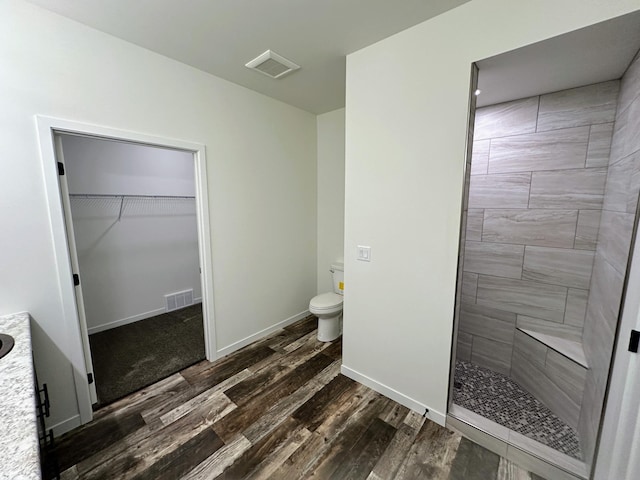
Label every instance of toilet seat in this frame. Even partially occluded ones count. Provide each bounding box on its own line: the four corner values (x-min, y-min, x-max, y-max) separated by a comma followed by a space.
309, 292, 343, 312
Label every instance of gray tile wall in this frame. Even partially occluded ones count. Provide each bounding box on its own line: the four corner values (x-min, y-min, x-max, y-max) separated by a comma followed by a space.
511, 331, 584, 428
578, 52, 640, 463
458, 81, 621, 436
489, 126, 590, 174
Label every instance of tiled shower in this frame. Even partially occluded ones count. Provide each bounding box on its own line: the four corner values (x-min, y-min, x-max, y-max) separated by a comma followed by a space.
453, 50, 640, 473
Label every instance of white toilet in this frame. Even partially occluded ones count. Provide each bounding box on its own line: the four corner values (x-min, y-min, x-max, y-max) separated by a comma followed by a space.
309, 262, 344, 342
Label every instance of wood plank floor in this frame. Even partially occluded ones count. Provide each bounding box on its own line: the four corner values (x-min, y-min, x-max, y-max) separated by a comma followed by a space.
50, 316, 545, 479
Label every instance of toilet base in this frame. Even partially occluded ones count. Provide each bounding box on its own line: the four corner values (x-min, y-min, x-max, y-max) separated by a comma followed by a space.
317, 313, 342, 342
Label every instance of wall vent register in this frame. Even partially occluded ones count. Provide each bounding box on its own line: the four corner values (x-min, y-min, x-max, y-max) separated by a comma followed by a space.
165, 289, 194, 312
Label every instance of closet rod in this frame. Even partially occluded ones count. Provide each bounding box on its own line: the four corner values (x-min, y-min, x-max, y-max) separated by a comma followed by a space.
68, 194, 195, 199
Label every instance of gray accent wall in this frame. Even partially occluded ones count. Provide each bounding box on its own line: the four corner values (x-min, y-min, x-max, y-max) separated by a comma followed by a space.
579, 51, 640, 464
458, 80, 621, 433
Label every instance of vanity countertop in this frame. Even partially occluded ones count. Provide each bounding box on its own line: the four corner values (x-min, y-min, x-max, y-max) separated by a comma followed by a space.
0, 312, 41, 480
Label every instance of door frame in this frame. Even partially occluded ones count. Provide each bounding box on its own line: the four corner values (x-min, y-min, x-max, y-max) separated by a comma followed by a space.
53, 134, 98, 405
36, 115, 217, 424
447, 63, 479, 412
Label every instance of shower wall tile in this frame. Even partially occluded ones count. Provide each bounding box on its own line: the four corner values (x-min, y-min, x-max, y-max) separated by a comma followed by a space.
609, 92, 640, 162
583, 255, 623, 389
522, 246, 595, 289
545, 349, 586, 406
627, 166, 640, 214
513, 329, 547, 368
564, 288, 588, 328
461, 272, 478, 303
488, 126, 589, 174
586, 123, 614, 168
597, 210, 635, 275
517, 315, 582, 343
601, 155, 629, 211
631, 159, 640, 213
579, 59, 640, 463
468, 173, 531, 209
528, 168, 606, 210
474, 97, 538, 140
466, 209, 484, 241
511, 331, 586, 430
471, 140, 490, 175
471, 336, 513, 376
581, 256, 622, 463
482, 209, 578, 248
574, 210, 601, 251
464, 241, 524, 279
457, 331, 472, 362
476, 276, 567, 323
460, 302, 516, 344
536, 81, 619, 132
578, 369, 605, 464
617, 49, 640, 119
511, 350, 580, 428
603, 150, 640, 214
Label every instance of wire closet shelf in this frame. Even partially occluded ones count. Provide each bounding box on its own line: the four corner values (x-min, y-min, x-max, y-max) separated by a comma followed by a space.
68, 194, 196, 221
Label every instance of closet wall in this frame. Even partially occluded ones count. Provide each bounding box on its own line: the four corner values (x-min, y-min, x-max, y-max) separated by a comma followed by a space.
63, 135, 201, 333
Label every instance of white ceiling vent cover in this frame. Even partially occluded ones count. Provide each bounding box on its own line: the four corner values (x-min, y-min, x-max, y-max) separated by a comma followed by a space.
245, 50, 300, 79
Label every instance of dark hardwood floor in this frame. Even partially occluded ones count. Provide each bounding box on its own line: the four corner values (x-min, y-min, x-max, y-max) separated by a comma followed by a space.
51, 316, 543, 479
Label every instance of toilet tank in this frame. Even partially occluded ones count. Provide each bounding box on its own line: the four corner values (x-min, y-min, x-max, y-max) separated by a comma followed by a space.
331, 262, 344, 295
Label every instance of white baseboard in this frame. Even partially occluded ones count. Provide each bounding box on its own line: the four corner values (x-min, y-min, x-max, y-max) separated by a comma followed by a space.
88, 307, 166, 334
87, 299, 204, 335
341, 364, 446, 426
49, 414, 81, 437
216, 310, 311, 358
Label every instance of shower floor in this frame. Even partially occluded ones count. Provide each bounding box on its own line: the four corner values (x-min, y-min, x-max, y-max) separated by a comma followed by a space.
453, 360, 581, 459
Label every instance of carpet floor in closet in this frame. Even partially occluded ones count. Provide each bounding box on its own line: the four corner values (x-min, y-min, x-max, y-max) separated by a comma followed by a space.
89, 303, 205, 406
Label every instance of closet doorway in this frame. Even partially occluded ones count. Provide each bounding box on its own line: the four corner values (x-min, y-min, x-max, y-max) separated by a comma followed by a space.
63, 134, 207, 406
37, 117, 215, 423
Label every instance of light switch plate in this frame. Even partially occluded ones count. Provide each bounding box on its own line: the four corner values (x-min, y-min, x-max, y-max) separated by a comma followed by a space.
357, 245, 371, 262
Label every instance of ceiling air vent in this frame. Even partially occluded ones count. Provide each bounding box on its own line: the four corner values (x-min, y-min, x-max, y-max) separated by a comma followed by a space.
245, 50, 300, 79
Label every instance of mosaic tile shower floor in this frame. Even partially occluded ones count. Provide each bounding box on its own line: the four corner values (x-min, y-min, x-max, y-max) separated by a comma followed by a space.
453, 360, 581, 459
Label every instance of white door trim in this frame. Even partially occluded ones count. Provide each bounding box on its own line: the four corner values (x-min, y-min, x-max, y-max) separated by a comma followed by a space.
35, 115, 217, 425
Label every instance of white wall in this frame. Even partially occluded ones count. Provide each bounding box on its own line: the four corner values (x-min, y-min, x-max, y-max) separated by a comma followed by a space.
62, 135, 201, 333
0, 0, 316, 433
317, 108, 345, 294
343, 0, 640, 425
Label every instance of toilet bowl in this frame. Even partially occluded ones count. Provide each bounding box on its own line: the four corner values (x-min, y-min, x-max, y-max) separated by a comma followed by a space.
309, 262, 344, 342
310, 292, 343, 342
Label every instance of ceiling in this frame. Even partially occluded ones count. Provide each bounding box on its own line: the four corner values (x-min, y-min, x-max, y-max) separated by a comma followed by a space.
476, 10, 640, 108
26, 0, 470, 114
22, 2, 640, 114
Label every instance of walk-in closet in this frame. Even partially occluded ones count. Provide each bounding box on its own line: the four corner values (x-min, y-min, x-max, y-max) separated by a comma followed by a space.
60, 134, 205, 405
